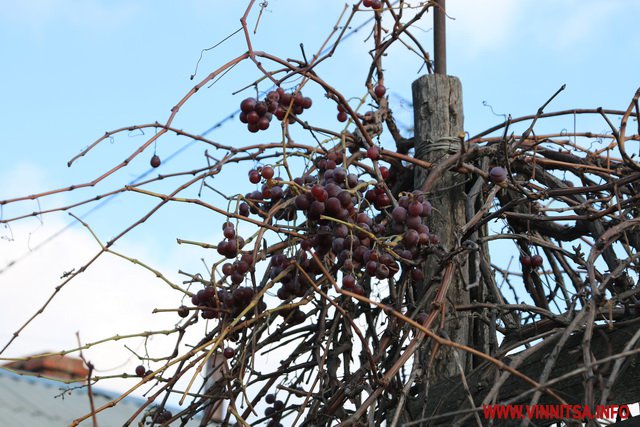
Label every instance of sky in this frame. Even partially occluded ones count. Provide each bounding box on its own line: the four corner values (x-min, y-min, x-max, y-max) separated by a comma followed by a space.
1, 0, 639, 415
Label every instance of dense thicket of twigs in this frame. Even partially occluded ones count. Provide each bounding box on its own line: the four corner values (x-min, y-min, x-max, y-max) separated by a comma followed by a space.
1, 1, 640, 426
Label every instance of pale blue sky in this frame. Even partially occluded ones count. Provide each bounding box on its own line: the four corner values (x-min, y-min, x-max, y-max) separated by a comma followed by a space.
0, 0, 639, 400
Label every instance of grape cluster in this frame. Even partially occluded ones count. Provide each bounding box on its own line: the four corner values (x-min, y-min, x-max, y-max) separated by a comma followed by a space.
239, 88, 312, 133
175, 143, 439, 417
238, 151, 438, 301
263, 393, 285, 427
216, 222, 246, 259
192, 240, 268, 321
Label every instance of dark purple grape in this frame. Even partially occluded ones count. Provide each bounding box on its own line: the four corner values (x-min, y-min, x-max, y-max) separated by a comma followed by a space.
333, 167, 347, 183
380, 253, 394, 266
255, 101, 268, 115
376, 264, 390, 279
489, 166, 507, 184
240, 97, 257, 113
332, 238, 345, 253
356, 212, 372, 225
375, 193, 391, 209
351, 284, 365, 295
150, 155, 161, 168
335, 224, 349, 238
408, 201, 423, 217
222, 263, 234, 276
308, 201, 326, 220
295, 194, 310, 211
223, 226, 236, 239
347, 174, 358, 188
365, 189, 377, 203
411, 268, 424, 281
531, 255, 543, 267
258, 116, 270, 130
404, 229, 420, 247
366, 261, 378, 275
246, 111, 260, 125
135, 365, 146, 377
342, 274, 356, 288
325, 197, 342, 216
421, 201, 432, 216
406, 216, 422, 230
392, 206, 408, 222
311, 185, 328, 201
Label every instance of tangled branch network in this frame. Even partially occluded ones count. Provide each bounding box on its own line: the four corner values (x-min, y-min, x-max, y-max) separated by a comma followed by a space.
1, 1, 640, 426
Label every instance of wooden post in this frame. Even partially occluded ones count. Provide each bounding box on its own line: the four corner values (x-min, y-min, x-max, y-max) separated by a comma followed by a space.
412, 74, 472, 379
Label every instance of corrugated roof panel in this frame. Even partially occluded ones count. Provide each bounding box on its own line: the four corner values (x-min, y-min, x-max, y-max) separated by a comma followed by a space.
0, 369, 207, 426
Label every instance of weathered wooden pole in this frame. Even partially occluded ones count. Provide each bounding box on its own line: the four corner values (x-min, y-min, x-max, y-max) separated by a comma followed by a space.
398, 4, 488, 424
412, 74, 472, 380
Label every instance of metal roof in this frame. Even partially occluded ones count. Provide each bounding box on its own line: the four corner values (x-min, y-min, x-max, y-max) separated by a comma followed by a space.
0, 369, 205, 426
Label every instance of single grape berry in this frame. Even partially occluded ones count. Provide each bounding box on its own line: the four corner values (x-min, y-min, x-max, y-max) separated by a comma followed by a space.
265, 393, 276, 404
223, 347, 236, 359
342, 274, 356, 289
248, 169, 261, 184
311, 185, 328, 202
489, 166, 507, 184
374, 84, 386, 97
337, 111, 348, 122
261, 165, 275, 180
135, 365, 146, 377
222, 262, 234, 275
379, 166, 390, 180
410, 268, 424, 281
391, 206, 407, 222
367, 146, 380, 160
177, 305, 189, 318
257, 116, 270, 130
240, 97, 257, 113
223, 226, 235, 239
150, 154, 161, 168
255, 101, 268, 115
530, 255, 544, 268
520, 255, 532, 267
